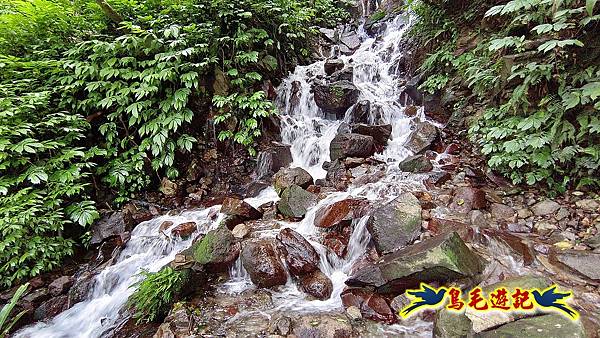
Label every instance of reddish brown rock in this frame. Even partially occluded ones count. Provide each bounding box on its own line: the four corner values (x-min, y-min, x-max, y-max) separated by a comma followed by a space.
341, 289, 397, 324
276, 228, 320, 277
221, 197, 262, 220
450, 187, 487, 213
314, 198, 368, 228
241, 239, 288, 288
159, 221, 174, 233
171, 222, 197, 238
300, 271, 333, 300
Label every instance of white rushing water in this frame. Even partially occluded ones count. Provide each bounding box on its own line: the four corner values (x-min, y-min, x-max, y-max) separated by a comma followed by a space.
18, 11, 431, 338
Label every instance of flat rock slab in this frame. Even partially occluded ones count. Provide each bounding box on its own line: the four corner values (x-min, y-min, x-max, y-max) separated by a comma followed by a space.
550, 249, 600, 281
475, 314, 586, 338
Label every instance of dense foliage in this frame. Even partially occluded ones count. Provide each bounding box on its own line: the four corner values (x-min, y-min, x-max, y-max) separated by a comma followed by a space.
410, 0, 600, 192
0, 0, 347, 288
128, 267, 189, 323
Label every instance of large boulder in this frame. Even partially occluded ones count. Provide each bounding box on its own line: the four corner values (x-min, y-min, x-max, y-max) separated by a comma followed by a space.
276, 228, 320, 276
192, 227, 240, 272
300, 271, 333, 300
351, 124, 392, 149
90, 211, 129, 245
254, 142, 293, 179
313, 80, 360, 116
241, 239, 288, 288
273, 167, 314, 195
404, 120, 438, 154
348, 100, 370, 123
314, 198, 369, 228
366, 193, 422, 254
329, 133, 375, 161
347, 232, 483, 294
277, 185, 318, 218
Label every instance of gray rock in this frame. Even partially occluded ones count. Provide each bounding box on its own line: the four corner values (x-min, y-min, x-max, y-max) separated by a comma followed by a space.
340, 31, 361, 50
433, 310, 472, 338
575, 199, 600, 212
273, 167, 314, 195
313, 80, 360, 116
277, 185, 318, 218
90, 212, 128, 245
531, 199, 560, 216
404, 120, 438, 154
491, 203, 515, 221
366, 192, 422, 254
330, 133, 375, 161
324, 59, 344, 75
399, 154, 434, 173
348, 100, 370, 123
254, 142, 292, 179
347, 232, 483, 294
48, 276, 73, 296
351, 124, 392, 149
550, 249, 600, 281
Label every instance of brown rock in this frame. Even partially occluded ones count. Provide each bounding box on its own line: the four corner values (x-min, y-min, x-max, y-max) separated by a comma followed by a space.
241, 239, 288, 288
341, 289, 397, 324
171, 222, 197, 238
48, 276, 73, 296
276, 228, 320, 277
300, 271, 333, 300
221, 197, 262, 220
450, 187, 486, 213
314, 198, 368, 228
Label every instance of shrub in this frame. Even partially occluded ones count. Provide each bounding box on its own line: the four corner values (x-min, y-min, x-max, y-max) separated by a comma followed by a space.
128, 267, 190, 323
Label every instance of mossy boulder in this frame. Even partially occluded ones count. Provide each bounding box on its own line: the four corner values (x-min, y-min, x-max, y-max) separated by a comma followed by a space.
475, 314, 586, 338
313, 80, 359, 116
192, 227, 240, 272
347, 232, 483, 294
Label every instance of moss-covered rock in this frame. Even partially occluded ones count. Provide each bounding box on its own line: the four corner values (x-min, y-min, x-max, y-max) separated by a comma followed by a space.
475, 314, 586, 338
277, 185, 317, 218
192, 227, 240, 272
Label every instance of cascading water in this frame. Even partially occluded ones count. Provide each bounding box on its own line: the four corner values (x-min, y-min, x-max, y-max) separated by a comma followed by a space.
18, 11, 430, 338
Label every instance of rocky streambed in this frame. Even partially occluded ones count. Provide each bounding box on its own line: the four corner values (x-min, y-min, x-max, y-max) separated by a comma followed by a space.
6, 5, 600, 338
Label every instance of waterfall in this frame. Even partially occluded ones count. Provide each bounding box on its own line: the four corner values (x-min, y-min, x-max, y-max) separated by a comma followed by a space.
17, 11, 428, 338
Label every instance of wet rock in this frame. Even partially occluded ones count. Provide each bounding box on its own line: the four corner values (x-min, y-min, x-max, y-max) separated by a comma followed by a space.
154, 306, 195, 338
171, 222, 197, 238
313, 80, 360, 116
329, 133, 375, 161
90, 211, 129, 245
341, 289, 397, 324
314, 198, 368, 228
426, 171, 452, 187
277, 185, 318, 218
349, 100, 370, 123
465, 276, 550, 332
324, 59, 344, 75
221, 197, 262, 220
323, 229, 350, 258
331, 67, 354, 82
549, 249, 600, 281
276, 228, 320, 276
476, 314, 586, 338
404, 120, 438, 154
254, 142, 293, 179
68, 268, 95, 307
159, 220, 174, 233
23, 287, 49, 304
231, 223, 250, 239
450, 187, 487, 213
34, 295, 68, 321
192, 227, 240, 272
399, 154, 434, 173
241, 239, 288, 288
490, 203, 515, 221
575, 199, 600, 212
273, 167, 314, 195
300, 270, 333, 300
351, 124, 392, 149
366, 193, 422, 254
347, 232, 483, 294
531, 199, 560, 216
48, 276, 73, 296
270, 316, 292, 336
325, 159, 349, 190
340, 31, 361, 51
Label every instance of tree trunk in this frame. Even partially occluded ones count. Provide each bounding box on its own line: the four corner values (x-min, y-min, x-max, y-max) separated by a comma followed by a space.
95, 0, 123, 24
